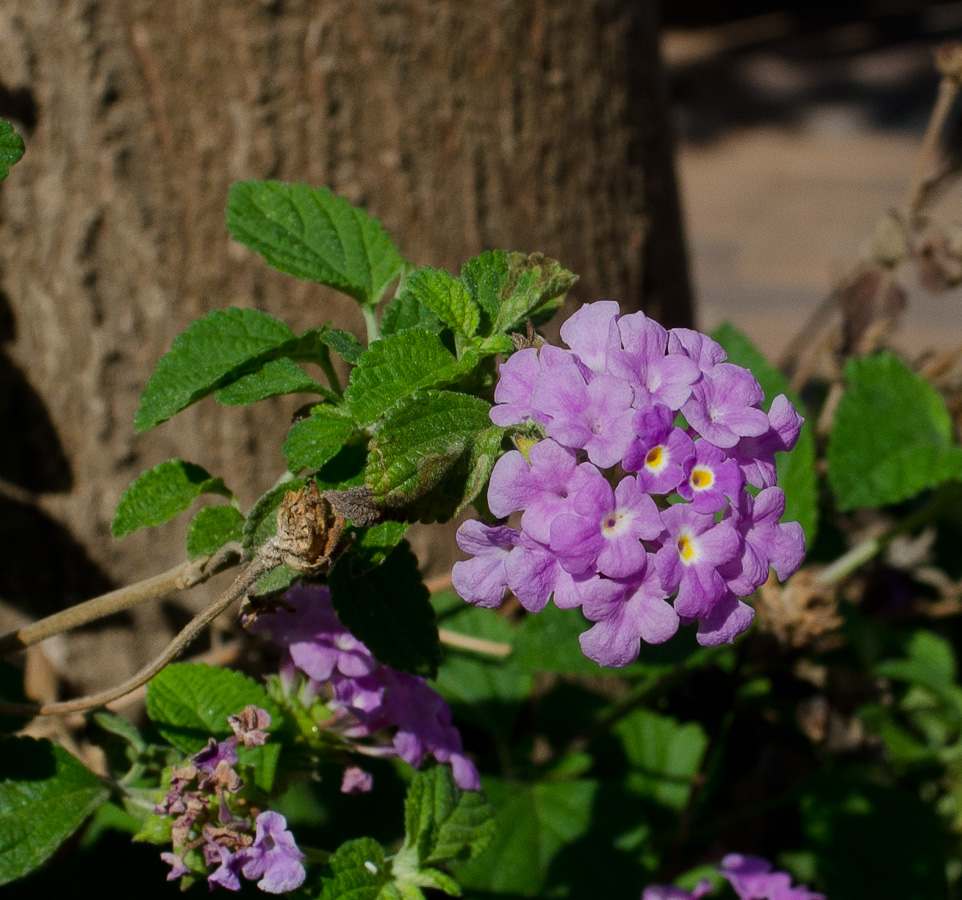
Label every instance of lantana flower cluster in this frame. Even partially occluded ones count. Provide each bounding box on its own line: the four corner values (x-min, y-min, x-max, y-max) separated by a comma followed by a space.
643, 853, 825, 900
157, 705, 307, 893
453, 302, 805, 666
249, 584, 480, 792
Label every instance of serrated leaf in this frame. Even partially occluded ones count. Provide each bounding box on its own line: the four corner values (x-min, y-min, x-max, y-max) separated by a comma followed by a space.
380, 289, 443, 337
0, 119, 24, 183
403, 267, 480, 339
396, 767, 495, 881
330, 541, 440, 677
828, 352, 962, 511
345, 329, 467, 428
112, 459, 232, 538
214, 357, 331, 405
283, 410, 356, 473
252, 564, 301, 599
613, 708, 708, 811
186, 505, 244, 559
135, 307, 301, 432
322, 328, 365, 365
364, 391, 495, 522
347, 521, 410, 575
317, 837, 398, 900
227, 181, 406, 306
145, 663, 281, 754
711, 322, 818, 544
461, 251, 577, 335
0, 736, 109, 885
453, 778, 597, 895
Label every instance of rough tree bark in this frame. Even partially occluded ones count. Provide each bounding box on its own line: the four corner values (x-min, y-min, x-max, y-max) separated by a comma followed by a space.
0, 0, 691, 694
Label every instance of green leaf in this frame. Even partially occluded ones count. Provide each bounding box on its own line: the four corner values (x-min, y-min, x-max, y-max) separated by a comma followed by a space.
214, 357, 331, 405
227, 181, 406, 306
0, 736, 109, 885
329, 540, 440, 678
283, 410, 356, 473
461, 251, 577, 334
317, 837, 399, 900
0, 119, 24, 183
252, 564, 301, 599
322, 328, 365, 365
875, 631, 957, 698
145, 663, 281, 754
453, 778, 597, 895
347, 521, 410, 575
403, 267, 480, 339
711, 322, 818, 544
365, 390, 496, 522
135, 307, 300, 432
186, 505, 244, 559
395, 766, 495, 884
112, 459, 232, 538
613, 709, 708, 811
345, 329, 466, 428
380, 289, 443, 337
828, 352, 962, 511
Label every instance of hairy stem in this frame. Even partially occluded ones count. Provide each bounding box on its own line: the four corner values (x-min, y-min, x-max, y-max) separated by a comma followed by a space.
0, 544, 243, 656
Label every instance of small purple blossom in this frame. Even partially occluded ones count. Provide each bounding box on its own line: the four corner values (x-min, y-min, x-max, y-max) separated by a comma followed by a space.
623, 404, 695, 493
451, 520, 520, 608
719, 854, 825, 900
235, 811, 307, 894
683, 363, 769, 449
642, 880, 713, 900
678, 440, 744, 513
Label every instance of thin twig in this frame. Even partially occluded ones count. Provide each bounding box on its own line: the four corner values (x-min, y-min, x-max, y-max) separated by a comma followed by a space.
0, 543, 243, 656
904, 71, 960, 219
0, 555, 277, 717
438, 628, 512, 658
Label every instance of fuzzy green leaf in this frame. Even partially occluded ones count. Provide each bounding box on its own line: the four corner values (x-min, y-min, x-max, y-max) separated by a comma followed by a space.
0, 737, 109, 885
145, 663, 281, 755
364, 391, 497, 522
828, 352, 962, 511
329, 540, 440, 677
380, 289, 443, 337
214, 357, 331, 405
135, 307, 301, 432
317, 838, 398, 900
227, 181, 405, 306
395, 766, 495, 883
186, 505, 244, 559
403, 267, 480, 338
112, 459, 232, 538
461, 251, 577, 335
283, 410, 356, 473
345, 329, 466, 428
347, 521, 410, 575
711, 322, 818, 543
453, 778, 597, 895
321, 328, 365, 365
0, 119, 24, 183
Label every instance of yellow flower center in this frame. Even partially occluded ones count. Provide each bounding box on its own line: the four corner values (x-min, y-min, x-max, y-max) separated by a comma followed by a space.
645, 446, 663, 469
690, 468, 713, 489
677, 534, 696, 562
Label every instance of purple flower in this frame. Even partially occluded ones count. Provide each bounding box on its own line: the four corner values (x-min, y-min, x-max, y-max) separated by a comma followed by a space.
695, 590, 755, 647
235, 811, 306, 894
732, 394, 804, 489
678, 440, 744, 513
668, 327, 727, 374
719, 854, 825, 900
504, 533, 589, 611
559, 299, 622, 374
487, 439, 586, 544
579, 569, 679, 666
490, 348, 542, 425
531, 365, 636, 467
341, 765, 374, 794
656, 504, 741, 620
207, 842, 244, 892
609, 312, 700, 410
452, 520, 520, 608
623, 405, 695, 494
193, 737, 239, 775
721, 488, 806, 597
682, 364, 769, 450
228, 706, 272, 748
642, 880, 713, 900
549, 469, 664, 578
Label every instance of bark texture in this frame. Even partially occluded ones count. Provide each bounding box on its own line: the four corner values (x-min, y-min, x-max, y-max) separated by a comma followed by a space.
0, 0, 691, 692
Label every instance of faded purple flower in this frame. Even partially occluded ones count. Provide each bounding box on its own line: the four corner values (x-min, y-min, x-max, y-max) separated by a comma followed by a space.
235, 812, 307, 894
341, 765, 374, 794
719, 854, 825, 900
642, 879, 713, 900
228, 706, 272, 748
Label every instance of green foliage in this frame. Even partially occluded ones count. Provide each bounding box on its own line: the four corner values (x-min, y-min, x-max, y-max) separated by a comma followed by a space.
135, 307, 306, 431
402, 267, 480, 343
322, 327, 366, 364
316, 838, 397, 900
283, 409, 357, 473
186, 505, 244, 559
112, 459, 232, 538
0, 737, 108, 885
0, 119, 24, 183
214, 357, 331, 405
330, 540, 440, 678
227, 181, 406, 306
828, 352, 962, 510
712, 322, 819, 543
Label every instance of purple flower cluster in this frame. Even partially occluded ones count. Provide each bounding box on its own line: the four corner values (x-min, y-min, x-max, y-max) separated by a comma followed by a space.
643, 854, 825, 900
249, 584, 480, 792
453, 302, 805, 667
157, 706, 306, 893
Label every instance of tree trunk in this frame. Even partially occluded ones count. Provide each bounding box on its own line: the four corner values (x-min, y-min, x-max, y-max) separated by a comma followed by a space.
0, 0, 692, 693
